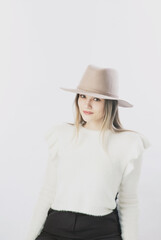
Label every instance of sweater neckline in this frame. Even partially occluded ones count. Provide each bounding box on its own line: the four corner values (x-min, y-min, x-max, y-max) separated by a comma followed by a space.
79, 124, 110, 134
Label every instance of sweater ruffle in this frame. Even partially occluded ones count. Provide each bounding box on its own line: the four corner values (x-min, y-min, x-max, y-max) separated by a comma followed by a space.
125, 132, 151, 163
44, 123, 61, 160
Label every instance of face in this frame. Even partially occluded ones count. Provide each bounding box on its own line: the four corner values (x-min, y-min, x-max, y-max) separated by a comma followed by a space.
78, 94, 105, 126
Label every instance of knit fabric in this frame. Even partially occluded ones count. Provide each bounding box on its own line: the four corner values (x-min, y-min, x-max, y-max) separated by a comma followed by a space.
26, 122, 151, 240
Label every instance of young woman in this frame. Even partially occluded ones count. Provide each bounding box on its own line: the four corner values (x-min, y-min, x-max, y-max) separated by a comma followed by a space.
26, 65, 151, 240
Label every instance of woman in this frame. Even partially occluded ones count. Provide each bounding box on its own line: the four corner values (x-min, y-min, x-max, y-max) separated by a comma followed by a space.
26, 65, 151, 240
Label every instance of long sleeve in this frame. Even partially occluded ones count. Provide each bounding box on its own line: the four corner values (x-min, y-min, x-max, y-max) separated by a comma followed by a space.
25, 124, 59, 240
117, 133, 151, 240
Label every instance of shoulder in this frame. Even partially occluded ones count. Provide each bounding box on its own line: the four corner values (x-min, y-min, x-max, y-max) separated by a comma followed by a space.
43, 121, 74, 140
42, 122, 73, 156
112, 130, 150, 149
109, 130, 151, 161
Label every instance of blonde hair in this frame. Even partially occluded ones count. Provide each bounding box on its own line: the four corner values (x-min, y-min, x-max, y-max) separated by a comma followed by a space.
67, 93, 138, 146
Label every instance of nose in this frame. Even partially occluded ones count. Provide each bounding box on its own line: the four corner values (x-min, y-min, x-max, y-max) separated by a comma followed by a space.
85, 99, 92, 108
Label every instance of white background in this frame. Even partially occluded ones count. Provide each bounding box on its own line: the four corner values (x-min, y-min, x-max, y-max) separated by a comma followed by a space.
0, 0, 160, 239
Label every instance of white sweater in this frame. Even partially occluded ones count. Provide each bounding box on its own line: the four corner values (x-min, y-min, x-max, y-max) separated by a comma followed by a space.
26, 122, 151, 240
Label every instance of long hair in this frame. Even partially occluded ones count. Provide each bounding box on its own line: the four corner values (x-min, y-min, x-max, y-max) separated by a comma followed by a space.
67, 93, 138, 146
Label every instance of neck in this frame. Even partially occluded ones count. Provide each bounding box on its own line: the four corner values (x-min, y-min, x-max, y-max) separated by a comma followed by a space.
83, 122, 103, 131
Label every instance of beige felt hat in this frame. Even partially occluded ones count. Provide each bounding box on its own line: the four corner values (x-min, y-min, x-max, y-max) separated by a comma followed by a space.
60, 64, 133, 108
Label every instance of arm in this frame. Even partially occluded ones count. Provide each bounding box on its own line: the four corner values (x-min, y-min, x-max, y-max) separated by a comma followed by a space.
25, 154, 58, 240
25, 124, 59, 240
117, 152, 144, 240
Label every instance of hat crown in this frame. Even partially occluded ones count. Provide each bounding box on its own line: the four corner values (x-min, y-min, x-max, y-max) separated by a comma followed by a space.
77, 65, 119, 98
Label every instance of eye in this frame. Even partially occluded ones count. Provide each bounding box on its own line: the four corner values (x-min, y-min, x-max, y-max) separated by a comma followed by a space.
79, 94, 85, 98
79, 94, 100, 101
94, 97, 100, 101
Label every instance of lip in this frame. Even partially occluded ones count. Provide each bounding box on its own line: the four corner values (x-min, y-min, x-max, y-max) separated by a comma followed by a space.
83, 111, 93, 114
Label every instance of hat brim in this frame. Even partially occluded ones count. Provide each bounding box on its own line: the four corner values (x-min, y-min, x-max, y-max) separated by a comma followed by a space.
60, 87, 133, 108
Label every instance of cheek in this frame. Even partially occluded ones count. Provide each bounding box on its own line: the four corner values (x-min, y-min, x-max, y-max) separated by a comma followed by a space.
97, 103, 105, 115
78, 98, 82, 108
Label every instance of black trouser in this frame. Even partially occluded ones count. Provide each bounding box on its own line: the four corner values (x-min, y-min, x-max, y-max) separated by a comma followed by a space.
35, 206, 122, 240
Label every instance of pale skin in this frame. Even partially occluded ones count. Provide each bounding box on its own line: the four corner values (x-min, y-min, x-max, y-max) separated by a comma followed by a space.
78, 94, 105, 131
